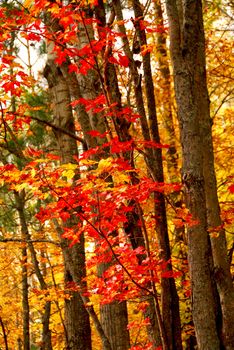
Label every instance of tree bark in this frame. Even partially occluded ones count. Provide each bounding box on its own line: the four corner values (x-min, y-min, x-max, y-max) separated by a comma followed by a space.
154, 0, 179, 181
165, 1, 229, 348
44, 61, 92, 350
79, 6, 131, 349
190, 3, 234, 348
44, 11, 116, 349
132, 1, 182, 349
41, 301, 53, 350
112, 1, 183, 349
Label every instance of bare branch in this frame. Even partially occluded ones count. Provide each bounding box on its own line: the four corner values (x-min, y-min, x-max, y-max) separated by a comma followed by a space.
0, 238, 61, 246
29, 115, 87, 147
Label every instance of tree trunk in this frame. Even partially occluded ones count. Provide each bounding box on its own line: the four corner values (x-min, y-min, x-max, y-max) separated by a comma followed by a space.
64, 270, 91, 350
41, 302, 53, 350
19, 216, 30, 350
71, 5, 137, 349
44, 13, 114, 348
132, 1, 182, 349
15, 191, 53, 350
191, 3, 234, 348
14, 191, 30, 350
165, 1, 227, 348
112, 1, 183, 348
99, 301, 129, 350
154, 0, 179, 181
0, 315, 9, 350
44, 61, 92, 350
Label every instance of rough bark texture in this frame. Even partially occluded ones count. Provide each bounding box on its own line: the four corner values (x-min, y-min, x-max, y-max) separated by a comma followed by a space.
190, 3, 234, 348
132, 1, 182, 349
99, 63, 131, 350
99, 302, 130, 350
112, 1, 183, 348
44, 61, 92, 350
44, 11, 129, 349
64, 271, 91, 350
165, 0, 234, 348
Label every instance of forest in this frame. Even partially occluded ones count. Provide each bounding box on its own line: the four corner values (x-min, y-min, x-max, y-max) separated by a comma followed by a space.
0, 0, 233, 349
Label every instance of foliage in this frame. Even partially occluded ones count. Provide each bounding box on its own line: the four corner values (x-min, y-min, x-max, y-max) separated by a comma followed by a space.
0, 0, 233, 349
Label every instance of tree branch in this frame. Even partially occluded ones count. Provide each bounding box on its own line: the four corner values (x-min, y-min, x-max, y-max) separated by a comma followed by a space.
30, 115, 87, 147
0, 238, 61, 246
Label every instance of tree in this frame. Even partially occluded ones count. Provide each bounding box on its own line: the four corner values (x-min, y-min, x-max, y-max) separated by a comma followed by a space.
165, 0, 234, 348
0, 0, 233, 349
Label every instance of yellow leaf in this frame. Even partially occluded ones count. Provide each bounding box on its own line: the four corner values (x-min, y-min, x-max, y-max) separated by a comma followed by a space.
97, 157, 113, 173
48, 3, 60, 14
23, 0, 33, 8
55, 179, 69, 187
80, 159, 97, 166
14, 183, 28, 191
113, 172, 129, 185
30, 168, 36, 178
62, 169, 75, 180
60, 163, 77, 170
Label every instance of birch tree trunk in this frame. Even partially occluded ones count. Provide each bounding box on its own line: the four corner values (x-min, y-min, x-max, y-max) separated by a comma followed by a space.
44, 61, 92, 350
44, 10, 121, 349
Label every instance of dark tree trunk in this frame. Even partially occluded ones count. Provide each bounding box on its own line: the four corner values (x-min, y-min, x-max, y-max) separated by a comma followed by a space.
131, 1, 182, 349
112, 1, 183, 348
164, 0, 233, 348
191, 3, 234, 348
0, 314, 9, 350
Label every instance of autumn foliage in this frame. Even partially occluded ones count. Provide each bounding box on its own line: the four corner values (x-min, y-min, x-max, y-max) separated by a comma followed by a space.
0, 0, 233, 350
